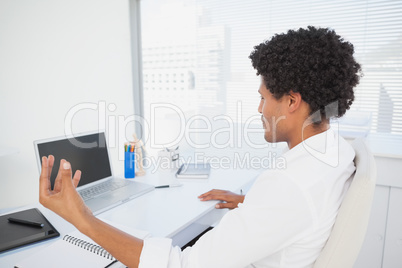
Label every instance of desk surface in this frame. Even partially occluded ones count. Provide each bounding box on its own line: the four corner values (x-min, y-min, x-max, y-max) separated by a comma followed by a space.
0, 166, 260, 267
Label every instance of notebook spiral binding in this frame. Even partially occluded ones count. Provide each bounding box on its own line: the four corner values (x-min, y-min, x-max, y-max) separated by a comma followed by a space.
63, 235, 115, 260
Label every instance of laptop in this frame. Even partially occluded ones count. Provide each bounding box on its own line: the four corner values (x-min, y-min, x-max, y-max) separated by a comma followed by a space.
34, 131, 154, 215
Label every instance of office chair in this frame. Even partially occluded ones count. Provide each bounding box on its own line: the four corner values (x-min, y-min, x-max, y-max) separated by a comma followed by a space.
313, 138, 377, 268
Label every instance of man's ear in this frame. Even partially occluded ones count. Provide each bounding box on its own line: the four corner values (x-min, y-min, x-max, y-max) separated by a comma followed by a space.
287, 90, 302, 113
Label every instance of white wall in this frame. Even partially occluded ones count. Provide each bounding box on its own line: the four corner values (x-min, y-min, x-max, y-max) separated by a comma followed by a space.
0, 0, 136, 209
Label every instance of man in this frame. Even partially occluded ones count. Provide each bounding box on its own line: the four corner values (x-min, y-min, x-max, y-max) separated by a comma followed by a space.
39, 26, 361, 268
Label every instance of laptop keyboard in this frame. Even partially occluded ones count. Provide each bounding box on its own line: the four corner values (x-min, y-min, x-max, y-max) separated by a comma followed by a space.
79, 180, 131, 201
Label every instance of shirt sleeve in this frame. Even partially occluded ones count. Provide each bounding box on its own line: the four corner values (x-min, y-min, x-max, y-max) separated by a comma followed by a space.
139, 171, 315, 268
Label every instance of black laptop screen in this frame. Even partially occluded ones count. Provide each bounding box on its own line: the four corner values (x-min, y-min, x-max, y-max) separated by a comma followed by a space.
37, 133, 112, 189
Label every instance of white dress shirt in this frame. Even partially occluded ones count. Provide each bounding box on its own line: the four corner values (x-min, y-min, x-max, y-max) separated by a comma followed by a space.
139, 129, 356, 268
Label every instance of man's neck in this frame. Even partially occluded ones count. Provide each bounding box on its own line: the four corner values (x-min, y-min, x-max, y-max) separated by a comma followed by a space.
287, 123, 330, 149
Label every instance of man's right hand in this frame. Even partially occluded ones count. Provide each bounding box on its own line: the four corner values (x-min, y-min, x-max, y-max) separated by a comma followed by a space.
39, 155, 93, 232
198, 189, 245, 209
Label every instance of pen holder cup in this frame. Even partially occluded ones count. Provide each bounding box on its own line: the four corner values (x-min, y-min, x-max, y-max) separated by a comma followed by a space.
124, 151, 135, 178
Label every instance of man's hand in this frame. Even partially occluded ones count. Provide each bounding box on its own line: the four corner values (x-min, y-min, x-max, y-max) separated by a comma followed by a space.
198, 189, 245, 209
39, 155, 145, 267
39, 155, 93, 231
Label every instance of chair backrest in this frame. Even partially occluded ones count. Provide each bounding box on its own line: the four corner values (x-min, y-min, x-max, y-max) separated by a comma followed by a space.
313, 138, 377, 268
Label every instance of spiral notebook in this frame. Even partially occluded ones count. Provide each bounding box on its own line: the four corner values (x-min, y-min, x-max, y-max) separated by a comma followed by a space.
14, 231, 121, 268
175, 163, 211, 179
15, 221, 150, 268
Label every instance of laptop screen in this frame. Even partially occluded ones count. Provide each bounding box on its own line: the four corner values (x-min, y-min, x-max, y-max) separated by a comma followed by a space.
36, 132, 112, 189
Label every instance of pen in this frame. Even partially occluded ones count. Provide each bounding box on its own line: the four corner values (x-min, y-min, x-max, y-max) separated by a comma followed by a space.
8, 217, 44, 228
104, 259, 118, 268
155, 184, 183, 189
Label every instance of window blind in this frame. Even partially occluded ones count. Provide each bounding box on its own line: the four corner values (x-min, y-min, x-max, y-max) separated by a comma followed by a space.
140, 0, 402, 155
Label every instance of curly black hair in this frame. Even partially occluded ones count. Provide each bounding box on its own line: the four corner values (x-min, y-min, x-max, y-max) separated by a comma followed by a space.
249, 26, 362, 120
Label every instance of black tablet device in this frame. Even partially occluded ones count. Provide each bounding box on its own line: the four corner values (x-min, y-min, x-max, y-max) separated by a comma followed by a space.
0, 208, 60, 253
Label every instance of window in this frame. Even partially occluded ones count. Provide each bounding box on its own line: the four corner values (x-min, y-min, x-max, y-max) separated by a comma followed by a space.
140, 0, 402, 159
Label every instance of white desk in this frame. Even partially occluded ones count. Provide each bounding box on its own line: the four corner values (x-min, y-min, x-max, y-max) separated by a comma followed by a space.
0, 167, 260, 267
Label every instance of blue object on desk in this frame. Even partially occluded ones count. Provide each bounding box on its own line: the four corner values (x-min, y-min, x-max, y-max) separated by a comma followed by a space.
124, 151, 135, 178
